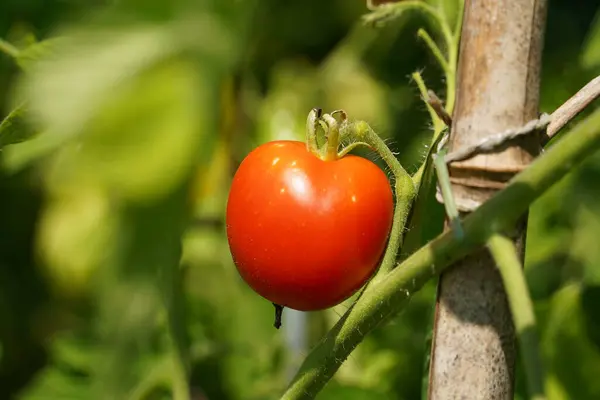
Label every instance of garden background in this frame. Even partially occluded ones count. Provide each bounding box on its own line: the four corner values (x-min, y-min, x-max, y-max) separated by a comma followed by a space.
1, 0, 600, 399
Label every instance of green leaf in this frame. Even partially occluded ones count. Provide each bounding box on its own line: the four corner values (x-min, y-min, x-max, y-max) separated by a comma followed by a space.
16, 38, 65, 71
0, 103, 37, 149
4, 19, 231, 173
19, 20, 234, 145
44, 59, 209, 203
37, 185, 118, 298
401, 133, 446, 255
1, 131, 65, 173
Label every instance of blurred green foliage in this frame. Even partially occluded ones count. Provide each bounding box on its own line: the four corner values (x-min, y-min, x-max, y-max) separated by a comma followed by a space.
0, 0, 599, 399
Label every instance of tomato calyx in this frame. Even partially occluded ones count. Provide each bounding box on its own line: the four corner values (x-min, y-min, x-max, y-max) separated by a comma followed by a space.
306, 108, 360, 162
305, 107, 321, 156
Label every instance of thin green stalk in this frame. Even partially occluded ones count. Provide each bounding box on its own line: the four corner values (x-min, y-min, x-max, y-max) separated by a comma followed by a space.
378, 176, 414, 276
445, 0, 463, 114
343, 121, 415, 277
432, 148, 463, 238
410, 72, 445, 188
412, 72, 445, 132
170, 351, 191, 400
410, 0, 462, 189
281, 105, 600, 400
165, 287, 190, 400
161, 220, 190, 400
305, 108, 321, 155
322, 114, 340, 161
487, 233, 546, 400
454, 0, 466, 42
444, 39, 458, 114
417, 29, 450, 74
420, 2, 453, 48
365, 1, 444, 29
336, 141, 371, 158
365, 1, 453, 63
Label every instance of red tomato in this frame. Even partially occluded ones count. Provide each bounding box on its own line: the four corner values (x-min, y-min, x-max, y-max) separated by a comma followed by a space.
226, 141, 394, 311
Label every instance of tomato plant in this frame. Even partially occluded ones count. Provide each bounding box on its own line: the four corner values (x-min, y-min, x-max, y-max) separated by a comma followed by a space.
226, 138, 394, 312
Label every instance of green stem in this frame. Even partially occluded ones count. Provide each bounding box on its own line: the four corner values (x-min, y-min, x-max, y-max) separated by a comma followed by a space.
365, 1, 444, 29
432, 148, 463, 238
305, 108, 321, 155
417, 29, 450, 74
410, 0, 462, 189
487, 233, 546, 400
410, 72, 446, 189
281, 105, 600, 400
445, 0, 463, 115
444, 41, 458, 115
445, 67, 456, 117
0, 38, 19, 58
170, 352, 191, 400
337, 141, 371, 158
436, 14, 454, 55
454, 0, 466, 42
322, 114, 340, 161
343, 121, 415, 276
166, 282, 190, 400
412, 72, 445, 132
162, 236, 190, 400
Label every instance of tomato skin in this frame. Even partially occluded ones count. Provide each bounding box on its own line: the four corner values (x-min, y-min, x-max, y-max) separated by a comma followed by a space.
226, 141, 394, 311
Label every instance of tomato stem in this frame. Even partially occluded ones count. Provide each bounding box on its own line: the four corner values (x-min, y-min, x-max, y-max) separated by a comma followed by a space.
341, 120, 416, 277
305, 108, 321, 156
273, 303, 284, 329
337, 141, 372, 158
322, 113, 340, 161
487, 233, 546, 400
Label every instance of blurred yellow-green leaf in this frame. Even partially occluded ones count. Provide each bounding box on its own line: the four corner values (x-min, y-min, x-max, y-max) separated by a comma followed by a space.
0, 103, 37, 148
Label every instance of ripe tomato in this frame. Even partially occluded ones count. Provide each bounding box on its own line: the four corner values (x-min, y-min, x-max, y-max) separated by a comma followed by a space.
226, 141, 394, 311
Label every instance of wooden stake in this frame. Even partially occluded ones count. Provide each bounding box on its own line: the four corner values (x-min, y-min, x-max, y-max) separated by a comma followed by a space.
428, 0, 548, 398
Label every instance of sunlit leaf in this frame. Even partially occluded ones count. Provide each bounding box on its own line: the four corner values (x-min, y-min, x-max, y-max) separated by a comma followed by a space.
45, 59, 207, 202
0, 103, 37, 149
16, 38, 65, 71
1, 129, 63, 172
37, 184, 117, 298
19, 20, 234, 144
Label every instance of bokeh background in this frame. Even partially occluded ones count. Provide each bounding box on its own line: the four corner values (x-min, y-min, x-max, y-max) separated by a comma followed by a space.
0, 0, 599, 399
